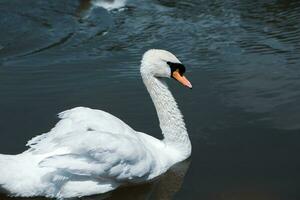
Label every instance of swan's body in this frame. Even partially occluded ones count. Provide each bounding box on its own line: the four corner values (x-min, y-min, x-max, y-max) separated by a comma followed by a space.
0, 49, 192, 198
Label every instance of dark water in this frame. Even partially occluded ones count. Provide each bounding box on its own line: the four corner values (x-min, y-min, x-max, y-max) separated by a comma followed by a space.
0, 0, 300, 199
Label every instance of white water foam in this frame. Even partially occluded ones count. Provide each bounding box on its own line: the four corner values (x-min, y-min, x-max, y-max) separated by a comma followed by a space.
91, 0, 127, 11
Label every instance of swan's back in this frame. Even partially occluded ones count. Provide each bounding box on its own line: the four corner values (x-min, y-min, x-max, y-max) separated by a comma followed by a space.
27, 107, 136, 153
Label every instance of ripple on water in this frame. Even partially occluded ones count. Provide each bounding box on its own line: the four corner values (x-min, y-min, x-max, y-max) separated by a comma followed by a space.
0, 0, 300, 199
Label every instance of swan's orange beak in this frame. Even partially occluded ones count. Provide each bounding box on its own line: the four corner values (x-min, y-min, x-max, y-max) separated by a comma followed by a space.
172, 70, 192, 89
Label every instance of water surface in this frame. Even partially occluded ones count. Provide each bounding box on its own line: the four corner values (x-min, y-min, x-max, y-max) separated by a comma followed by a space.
0, 0, 300, 199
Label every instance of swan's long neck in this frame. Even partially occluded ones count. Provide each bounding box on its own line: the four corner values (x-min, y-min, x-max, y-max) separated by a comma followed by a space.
141, 69, 191, 158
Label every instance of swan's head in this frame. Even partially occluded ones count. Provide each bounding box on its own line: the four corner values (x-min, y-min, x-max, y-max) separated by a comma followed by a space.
141, 49, 192, 89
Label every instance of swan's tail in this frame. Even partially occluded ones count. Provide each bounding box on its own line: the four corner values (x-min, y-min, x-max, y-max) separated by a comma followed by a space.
0, 154, 14, 185
0, 153, 51, 197
0, 153, 16, 195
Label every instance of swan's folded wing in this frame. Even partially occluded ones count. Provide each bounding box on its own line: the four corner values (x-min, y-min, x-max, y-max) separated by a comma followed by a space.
38, 131, 156, 182
27, 107, 136, 152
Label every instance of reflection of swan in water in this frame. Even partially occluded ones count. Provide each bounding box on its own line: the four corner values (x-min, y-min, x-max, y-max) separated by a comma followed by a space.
78, 0, 126, 16
91, 0, 127, 11
0, 50, 192, 198
150, 159, 191, 200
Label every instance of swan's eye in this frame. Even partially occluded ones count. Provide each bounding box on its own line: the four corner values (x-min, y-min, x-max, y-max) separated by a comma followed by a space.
167, 62, 186, 77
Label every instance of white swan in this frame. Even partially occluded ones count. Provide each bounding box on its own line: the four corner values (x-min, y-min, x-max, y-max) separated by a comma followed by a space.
0, 49, 192, 199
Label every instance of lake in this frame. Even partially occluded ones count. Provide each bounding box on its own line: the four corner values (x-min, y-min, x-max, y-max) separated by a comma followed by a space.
0, 0, 300, 199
